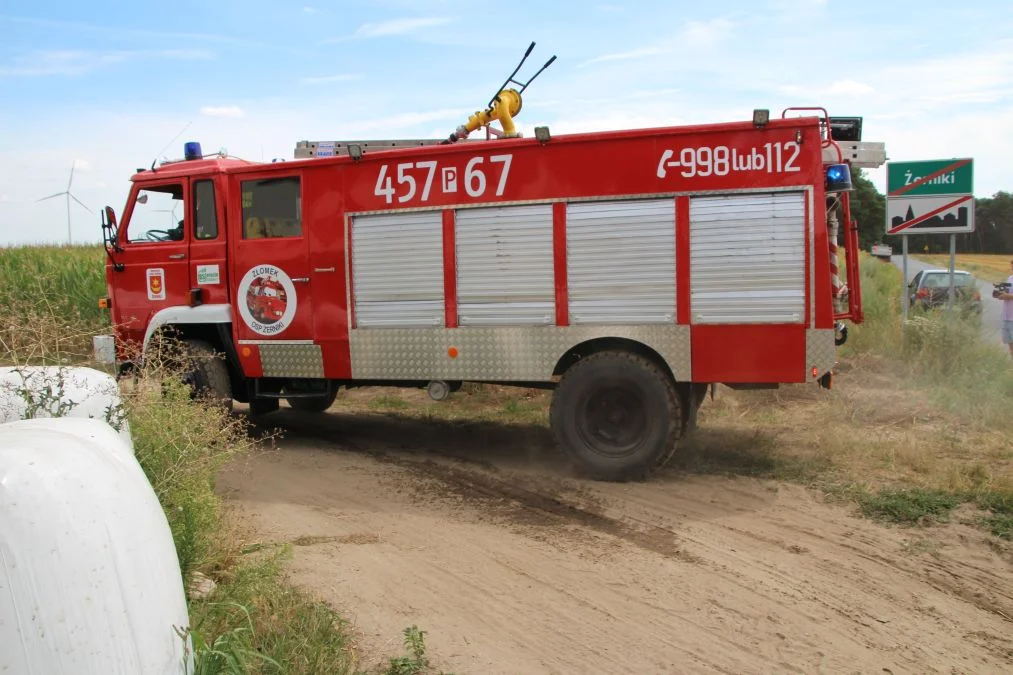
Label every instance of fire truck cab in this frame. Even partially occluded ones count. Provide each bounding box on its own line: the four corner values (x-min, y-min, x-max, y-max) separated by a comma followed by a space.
96, 99, 884, 481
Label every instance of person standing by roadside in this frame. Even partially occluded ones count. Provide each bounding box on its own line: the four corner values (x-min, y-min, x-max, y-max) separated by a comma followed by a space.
999, 259, 1013, 358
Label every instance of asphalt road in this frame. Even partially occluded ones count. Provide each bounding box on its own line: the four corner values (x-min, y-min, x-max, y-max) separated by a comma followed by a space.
889, 254, 1004, 346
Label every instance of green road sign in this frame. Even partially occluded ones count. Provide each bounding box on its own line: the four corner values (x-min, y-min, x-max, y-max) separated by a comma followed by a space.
887, 159, 973, 197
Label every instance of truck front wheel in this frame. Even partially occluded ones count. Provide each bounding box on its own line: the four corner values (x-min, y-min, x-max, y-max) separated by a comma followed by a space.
550, 350, 681, 481
182, 339, 233, 411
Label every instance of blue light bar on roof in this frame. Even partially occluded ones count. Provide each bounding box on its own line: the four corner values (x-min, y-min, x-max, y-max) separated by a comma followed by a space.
184, 141, 203, 161
826, 163, 853, 193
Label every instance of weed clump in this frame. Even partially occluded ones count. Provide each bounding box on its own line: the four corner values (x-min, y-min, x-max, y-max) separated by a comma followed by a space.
858, 488, 962, 524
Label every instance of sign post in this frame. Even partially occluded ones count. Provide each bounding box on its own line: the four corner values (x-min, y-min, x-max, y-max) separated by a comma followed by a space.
885, 158, 974, 319
901, 235, 909, 321
948, 234, 956, 312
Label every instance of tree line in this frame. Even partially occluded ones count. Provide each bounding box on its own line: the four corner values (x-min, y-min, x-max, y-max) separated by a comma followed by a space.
844, 170, 1013, 254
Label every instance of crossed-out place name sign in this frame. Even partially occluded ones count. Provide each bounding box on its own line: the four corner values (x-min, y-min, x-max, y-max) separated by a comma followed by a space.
885, 158, 974, 235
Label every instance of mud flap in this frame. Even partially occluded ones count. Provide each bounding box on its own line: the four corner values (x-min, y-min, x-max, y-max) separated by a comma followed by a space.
686, 389, 699, 433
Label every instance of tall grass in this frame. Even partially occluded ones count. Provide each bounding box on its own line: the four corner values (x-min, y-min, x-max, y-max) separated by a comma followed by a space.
845, 254, 1013, 430
819, 254, 1013, 530
841, 255, 904, 358
0, 244, 108, 323
123, 373, 356, 674
0, 245, 109, 362
126, 377, 250, 581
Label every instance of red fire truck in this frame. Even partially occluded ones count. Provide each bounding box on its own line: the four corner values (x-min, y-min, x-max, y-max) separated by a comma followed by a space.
95, 47, 884, 480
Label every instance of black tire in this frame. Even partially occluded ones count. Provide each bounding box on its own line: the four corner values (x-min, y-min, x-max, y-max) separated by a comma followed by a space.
286, 389, 337, 413
248, 397, 280, 417
550, 350, 681, 482
182, 339, 233, 411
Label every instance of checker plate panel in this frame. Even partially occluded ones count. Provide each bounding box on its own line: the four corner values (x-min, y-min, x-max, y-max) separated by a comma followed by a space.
259, 344, 325, 378
349, 325, 692, 382
806, 329, 837, 377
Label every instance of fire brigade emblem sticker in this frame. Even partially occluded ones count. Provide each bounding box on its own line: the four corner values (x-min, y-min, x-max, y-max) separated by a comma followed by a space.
146, 268, 166, 301
237, 265, 297, 336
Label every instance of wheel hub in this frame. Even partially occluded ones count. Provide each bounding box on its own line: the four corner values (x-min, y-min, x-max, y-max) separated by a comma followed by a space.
580, 385, 646, 457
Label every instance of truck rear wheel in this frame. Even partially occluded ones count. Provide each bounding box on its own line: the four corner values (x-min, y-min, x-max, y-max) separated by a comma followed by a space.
550, 350, 681, 481
182, 339, 233, 411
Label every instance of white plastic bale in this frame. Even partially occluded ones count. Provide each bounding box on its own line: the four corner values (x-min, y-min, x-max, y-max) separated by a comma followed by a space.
2, 417, 134, 463
0, 418, 192, 674
0, 367, 131, 446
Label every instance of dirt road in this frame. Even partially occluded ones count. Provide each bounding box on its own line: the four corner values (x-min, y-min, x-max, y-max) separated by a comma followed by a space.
220, 406, 1013, 674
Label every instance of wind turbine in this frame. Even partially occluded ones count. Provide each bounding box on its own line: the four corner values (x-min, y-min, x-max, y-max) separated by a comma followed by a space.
154, 201, 180, 226
36, 161, 92, 244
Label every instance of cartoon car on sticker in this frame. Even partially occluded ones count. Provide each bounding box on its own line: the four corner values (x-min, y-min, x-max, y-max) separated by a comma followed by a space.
245, 275, 288, 324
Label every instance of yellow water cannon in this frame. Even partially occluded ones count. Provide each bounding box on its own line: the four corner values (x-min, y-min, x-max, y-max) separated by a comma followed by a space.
444, 42, 556, 144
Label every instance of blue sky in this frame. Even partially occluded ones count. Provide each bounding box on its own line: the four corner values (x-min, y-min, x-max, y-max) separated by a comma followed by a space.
1, 0, 1011, 245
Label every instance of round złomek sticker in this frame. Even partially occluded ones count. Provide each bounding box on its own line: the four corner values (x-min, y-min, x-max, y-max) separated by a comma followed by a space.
237, 265, 297, 336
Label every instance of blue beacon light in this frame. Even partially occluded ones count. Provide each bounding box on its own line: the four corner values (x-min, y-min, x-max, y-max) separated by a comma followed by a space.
184, 141, 203, 161
825, 163, 853, 192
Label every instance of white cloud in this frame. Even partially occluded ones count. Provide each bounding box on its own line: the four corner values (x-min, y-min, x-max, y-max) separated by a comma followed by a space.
300, 74, 362, 84
861, 106, 1013, 197
2, 15, 259, 46
776, 43, 1013, 117
546, 112, 690, 135
578, 16, 733, 68
767, 0, 828, 10
579, 47, 667, 68
823, 79, 875, 96
72, 158, 91, 171
679, 18, 734, 47
629, 88, 682, 99
779, 79, 874, 97
0, 49, 211, 77
340, 107, 473, 133
303, 6, 317, 13
878, 46, 1013, 111
0, 195, 10, 203
200, 106, 245, 118
353, 17, 451, 38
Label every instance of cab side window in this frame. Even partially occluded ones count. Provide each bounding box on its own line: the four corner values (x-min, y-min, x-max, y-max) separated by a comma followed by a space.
194, 180, 218, 240
241, 177, 302, 239
126, 183, 185, 243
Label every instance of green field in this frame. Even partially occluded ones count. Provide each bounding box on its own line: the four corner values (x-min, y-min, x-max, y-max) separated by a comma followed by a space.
0, 244, 109, 363
915, 253, 1012, 283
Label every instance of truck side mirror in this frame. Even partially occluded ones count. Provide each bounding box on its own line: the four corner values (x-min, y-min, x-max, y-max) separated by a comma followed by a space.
104, 205, 118, 232
102, 206, 124, 270
102, 206, 119, 246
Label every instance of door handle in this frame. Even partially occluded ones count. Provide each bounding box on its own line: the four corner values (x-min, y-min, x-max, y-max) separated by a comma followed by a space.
168, 253, 185, 260
292, 277, 310, 283
314, 267, 336, 273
